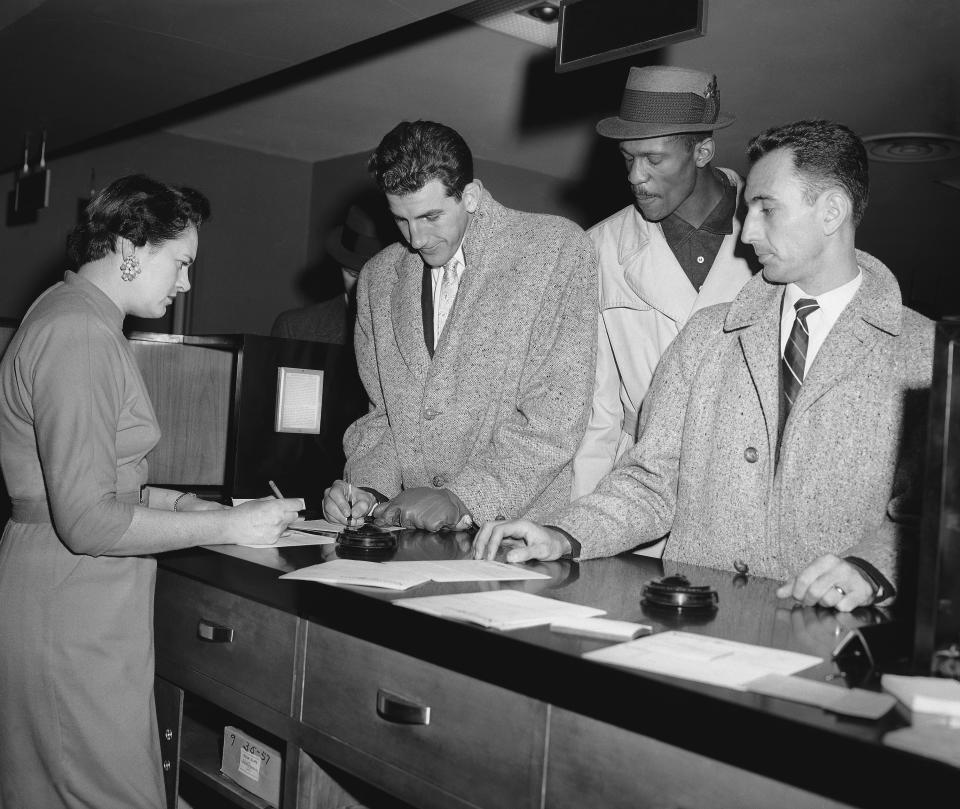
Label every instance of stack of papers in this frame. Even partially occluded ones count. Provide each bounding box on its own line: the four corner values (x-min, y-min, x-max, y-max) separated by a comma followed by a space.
395, 590, 605, 630
881, 674, 960, 719
280, 559, 551, 591
584, 631, 822, 691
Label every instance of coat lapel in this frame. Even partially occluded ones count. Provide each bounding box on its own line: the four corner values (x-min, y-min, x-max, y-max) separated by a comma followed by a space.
790, 252, 902, 416
391, 249, 433, 381
620, 214, 698, 324
432, 189, 496, 361
726, 276, 783, 458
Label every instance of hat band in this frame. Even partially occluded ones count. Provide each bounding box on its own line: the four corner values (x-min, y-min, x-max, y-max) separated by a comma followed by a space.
341, 228, 383, 258
619, 89, 718, 126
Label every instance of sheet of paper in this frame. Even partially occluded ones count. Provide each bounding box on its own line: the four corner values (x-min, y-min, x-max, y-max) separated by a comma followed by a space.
745, 673, 895, 719
385, 560, 550, 582
279, 559, 430, 590
236, 529, 336, 548
881, 674, 960, 718
296, 518, 404, 533
584, 631, 822, 691
394, 590, 605, 630
232, 497, 307, 509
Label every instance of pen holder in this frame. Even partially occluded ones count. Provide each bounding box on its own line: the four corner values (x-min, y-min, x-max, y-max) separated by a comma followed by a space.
336, 523, 398, 560
641, 574, 719, 613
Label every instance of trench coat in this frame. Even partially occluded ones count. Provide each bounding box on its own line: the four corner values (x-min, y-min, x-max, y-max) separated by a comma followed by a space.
344, 187, 598, 523
571, 168, 757, 505
556, 250, 933, 587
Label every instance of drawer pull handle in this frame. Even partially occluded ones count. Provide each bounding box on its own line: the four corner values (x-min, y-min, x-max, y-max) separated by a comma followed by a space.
376, 689, 430, 725
197, 619, 234, 643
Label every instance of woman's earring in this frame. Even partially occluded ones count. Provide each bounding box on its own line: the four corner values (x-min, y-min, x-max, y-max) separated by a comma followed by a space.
119, 253, 141, 282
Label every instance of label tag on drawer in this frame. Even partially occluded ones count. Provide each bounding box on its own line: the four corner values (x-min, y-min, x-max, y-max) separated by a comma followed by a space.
221, 726, 281, 806
239, 746, 262, 781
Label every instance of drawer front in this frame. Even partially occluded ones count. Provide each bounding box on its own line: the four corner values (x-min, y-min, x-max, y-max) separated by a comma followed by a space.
303, 626, 547, 809
546, 708, 853, 809
154, 569, 297, 714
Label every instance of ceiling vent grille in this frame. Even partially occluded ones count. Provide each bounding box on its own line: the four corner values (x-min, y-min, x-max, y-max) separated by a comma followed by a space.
862, 132, 960, 163
451, 0, 559, 48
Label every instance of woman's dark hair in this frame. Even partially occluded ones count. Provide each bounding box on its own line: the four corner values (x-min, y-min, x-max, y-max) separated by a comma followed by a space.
747, 119, 869, 227
367, 120, 473, 200
66, 174, 211, 266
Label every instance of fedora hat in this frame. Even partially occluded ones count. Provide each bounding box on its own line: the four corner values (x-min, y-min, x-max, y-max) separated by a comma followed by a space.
325, 203, 386, 272
597, 66, 734, 140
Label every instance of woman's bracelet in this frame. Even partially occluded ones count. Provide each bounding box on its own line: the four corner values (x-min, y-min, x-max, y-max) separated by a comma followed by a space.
172, 492, 198, 512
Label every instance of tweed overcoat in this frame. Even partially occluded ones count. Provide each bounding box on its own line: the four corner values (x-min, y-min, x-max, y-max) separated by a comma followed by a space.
344, 188, 598, 523
556, 251, 933, 587
571, 168, 756, 502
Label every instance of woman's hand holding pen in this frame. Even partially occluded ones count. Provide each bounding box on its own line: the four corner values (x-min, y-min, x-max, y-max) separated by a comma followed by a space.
225, 497, 302, 545
322, 479, 377, 526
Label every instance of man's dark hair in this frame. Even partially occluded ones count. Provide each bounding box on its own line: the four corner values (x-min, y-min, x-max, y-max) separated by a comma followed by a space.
67, 174, 211, 266
367, 120, 473, 200
747, 120, 869, 227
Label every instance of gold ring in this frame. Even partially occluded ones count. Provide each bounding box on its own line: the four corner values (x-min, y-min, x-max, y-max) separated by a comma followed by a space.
832, 584, 847, 597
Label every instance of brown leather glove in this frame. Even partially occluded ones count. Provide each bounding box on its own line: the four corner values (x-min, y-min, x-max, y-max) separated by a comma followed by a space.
374, 487, 471, 532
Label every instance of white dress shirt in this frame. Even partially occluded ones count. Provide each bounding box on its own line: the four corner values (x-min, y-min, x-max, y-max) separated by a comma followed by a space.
780, 270, 863, 375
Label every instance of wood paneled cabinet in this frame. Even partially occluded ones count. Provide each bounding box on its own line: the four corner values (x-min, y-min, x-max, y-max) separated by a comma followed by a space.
130, 332, 365, 509
154, 563, 862, 809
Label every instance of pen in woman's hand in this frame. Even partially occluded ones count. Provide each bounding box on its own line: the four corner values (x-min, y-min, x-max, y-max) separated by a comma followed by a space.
346, 481, 355, 527
268, 480, 283, 499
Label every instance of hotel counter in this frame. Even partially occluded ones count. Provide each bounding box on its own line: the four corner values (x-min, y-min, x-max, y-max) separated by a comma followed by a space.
154, 531, 959, 809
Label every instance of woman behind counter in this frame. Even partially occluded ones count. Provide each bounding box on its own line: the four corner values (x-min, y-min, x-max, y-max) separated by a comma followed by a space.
0, 175, 302, 809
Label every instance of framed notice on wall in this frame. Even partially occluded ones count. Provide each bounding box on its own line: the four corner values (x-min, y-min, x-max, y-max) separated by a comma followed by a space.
274, 367, 324, 434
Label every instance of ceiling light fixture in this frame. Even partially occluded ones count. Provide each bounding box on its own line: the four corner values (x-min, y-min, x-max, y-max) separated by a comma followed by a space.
861, 132, 960, 163
516, 2, 560, 23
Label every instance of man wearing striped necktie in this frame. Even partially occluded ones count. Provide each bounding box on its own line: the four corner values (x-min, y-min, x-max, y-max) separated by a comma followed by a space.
475, 120, 934, 614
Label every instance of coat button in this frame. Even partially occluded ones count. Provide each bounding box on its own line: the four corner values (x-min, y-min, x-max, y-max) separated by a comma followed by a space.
734, 559, 749, 574
424, 408, 440, 420
432, 474, 446, 487
743, 446, 759, 463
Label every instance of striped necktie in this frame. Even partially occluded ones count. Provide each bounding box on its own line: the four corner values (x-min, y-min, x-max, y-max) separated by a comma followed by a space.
781, 297, 820, 421
436, 257, 461, 338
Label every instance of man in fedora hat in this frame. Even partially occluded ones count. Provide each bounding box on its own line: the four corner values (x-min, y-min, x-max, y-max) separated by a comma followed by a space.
271, 202, 387, 344
571, 66, 758, 557
474, 120, 933, 613
322, 120, 597, 531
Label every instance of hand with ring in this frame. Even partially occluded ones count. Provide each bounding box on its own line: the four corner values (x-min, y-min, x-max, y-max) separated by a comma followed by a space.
776, 554, 876, 612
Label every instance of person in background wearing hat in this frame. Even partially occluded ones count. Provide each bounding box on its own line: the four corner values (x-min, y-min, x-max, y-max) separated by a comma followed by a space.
322, 120, 597, 531
270, 202, 387, 344
475, 120, 933, 613
571, 66, 758, 558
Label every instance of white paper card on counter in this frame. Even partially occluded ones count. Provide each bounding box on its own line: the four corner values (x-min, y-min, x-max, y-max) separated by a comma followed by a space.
280, 559, 430, 590
584, 630, 822, 691
237, 530, 336, 548
232, 497, 306, 510
395, 590, 605, 630
385, 560, 550, 582
881, 674, 960, 718
550, 617, 652, 642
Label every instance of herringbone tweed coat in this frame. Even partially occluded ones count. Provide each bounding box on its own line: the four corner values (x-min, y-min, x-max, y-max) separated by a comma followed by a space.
344, 187, 598, 523
556, 250, 933, 587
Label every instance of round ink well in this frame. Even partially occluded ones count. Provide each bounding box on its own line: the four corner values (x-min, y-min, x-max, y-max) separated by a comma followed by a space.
641, 574, 719, 613
336, 522, 398, 560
